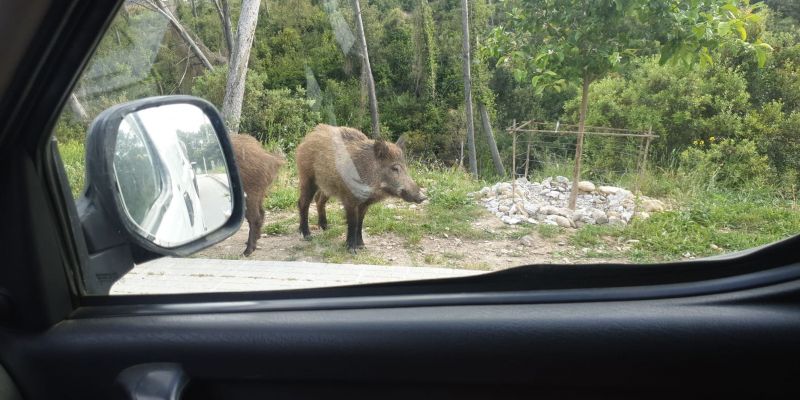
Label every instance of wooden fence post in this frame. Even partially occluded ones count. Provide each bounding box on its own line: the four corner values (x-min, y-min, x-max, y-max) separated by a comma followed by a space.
637, 126, 652, 194
511, 119, 517, 198
524, 130, 531, 179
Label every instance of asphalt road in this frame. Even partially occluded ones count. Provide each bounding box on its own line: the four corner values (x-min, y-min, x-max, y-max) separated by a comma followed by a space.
111, 257, 484, 295
197, 173, 231, 231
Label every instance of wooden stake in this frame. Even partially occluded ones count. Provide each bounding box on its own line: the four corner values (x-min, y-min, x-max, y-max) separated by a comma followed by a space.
524, 133, 531, 179
511, 119, 517, 198
638, 128, 652, 194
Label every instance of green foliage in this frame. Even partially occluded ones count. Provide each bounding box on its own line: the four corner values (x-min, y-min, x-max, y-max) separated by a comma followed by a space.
57, 140, 86, 198
412, 0, 438, 98
679, 138, 771, 190
563, 59, 753, 160
484, 0, 771, 125
53, 115, 86, 142
621, 192, 800, 262
412, 163, 481, 208
192, 67, 321, 152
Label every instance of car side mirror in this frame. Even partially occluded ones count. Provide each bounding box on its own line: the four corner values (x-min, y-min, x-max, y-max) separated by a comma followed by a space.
76, 95, 244, 294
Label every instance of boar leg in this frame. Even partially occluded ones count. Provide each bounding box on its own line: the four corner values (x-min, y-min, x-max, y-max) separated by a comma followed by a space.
243, 190, 265, 256
298, 177, 318, 239
243, 206, 263, 257
316, 192, 329, 230
344, 203, 360, 253
355, 205, 369, 248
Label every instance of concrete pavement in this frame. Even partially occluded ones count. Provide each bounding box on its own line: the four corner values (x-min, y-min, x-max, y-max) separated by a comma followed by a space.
111, 257, 485, 295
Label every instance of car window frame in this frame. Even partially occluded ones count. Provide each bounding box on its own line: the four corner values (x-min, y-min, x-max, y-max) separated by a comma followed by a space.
3, 0, 800, 324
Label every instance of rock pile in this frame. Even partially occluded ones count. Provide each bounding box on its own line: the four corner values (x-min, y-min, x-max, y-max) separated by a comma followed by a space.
472, 176, 666, 227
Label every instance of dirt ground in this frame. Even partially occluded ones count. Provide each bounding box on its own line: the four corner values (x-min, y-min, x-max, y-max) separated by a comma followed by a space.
196, 207, 630, 271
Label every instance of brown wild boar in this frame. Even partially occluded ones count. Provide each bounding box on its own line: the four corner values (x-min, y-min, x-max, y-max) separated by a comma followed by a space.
230, 133, 285, 256
296, 124, 426, 252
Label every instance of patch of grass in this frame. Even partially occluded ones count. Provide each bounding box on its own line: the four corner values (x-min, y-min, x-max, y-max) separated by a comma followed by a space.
412, 164, 482, 209
423, 253, 444, 264
441, 251, 465, 260
318, 243, 389, 265
262, 216, 296, 235
571, 224, 623, 248
615, 192, 800, 263
264, 161, 300, 210
363, 201, 488, 245
527, 161, 574, 184
458, 262, 493, 271
264, 185, 298, 210
536, 224, 561, 239
57, 139, 86, 198
496, 224, 538, 240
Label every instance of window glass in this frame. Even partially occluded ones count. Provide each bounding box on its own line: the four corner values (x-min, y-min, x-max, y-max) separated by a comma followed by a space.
54, 0, 800, 295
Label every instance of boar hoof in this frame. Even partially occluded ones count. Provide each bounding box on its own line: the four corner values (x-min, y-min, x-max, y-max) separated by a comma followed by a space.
242, 247, 254, 257
347, 247, 358, 255
319, 222, 328, 230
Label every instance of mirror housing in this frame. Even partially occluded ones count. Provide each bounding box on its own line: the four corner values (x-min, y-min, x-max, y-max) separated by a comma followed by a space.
77, 95, 244, 294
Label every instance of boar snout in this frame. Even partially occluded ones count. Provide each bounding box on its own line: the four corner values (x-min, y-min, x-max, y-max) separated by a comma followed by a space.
400, 186, 426, 203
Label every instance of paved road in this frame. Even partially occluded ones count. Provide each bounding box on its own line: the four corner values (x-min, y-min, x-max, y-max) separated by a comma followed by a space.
196, 174, 231, 230
111, 258, 485, 295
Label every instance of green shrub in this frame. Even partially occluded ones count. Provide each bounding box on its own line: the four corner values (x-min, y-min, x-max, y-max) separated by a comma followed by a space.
411, 163, 480, 209
679, 138, 771, 190
192, 68, 321, 152
57, 140, 86, 198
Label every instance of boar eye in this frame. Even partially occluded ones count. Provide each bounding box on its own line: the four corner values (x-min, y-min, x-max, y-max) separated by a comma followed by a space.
391, 164, 401, 173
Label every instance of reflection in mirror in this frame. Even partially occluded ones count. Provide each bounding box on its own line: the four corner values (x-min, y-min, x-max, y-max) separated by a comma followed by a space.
113, 103, 231, 248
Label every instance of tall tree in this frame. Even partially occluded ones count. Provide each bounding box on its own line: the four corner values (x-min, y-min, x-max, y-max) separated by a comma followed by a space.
473, 0, 504, 176
353, 0, 381, 138
460, 0, 478, 177
221, 0, 261, 133
412, 0, 437, 99
214, 0, 234, 60
487, 0, 771, 209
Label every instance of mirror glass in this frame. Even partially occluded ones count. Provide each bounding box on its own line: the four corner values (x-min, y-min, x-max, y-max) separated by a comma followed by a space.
113, 103, 232, 248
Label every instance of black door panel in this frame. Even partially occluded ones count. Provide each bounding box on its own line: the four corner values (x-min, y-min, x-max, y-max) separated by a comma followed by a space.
3, 288, 800, 399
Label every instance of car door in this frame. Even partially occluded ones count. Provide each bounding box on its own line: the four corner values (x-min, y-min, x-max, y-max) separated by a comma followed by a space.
1, 1, 800, 399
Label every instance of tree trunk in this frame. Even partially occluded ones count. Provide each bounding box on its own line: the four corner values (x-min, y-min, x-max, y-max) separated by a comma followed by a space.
352, 0, 381, 138
68, 94, 89, 122
148, 0, 214, 71
479, 102, 504, 176
460, 0, 478, 177
568, 76, 591, 210
215, 0, 234, 60
221, 0, 261, 134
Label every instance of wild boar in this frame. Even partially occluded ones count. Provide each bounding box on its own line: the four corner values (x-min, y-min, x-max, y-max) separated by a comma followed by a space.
230, 133, 285, 256
295, 124, 426, 252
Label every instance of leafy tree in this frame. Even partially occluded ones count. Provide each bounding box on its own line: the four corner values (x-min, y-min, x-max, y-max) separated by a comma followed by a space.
486, 0, 771, 208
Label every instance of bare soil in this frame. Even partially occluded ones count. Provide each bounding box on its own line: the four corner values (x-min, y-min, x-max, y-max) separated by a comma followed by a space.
196, 208, 629, 271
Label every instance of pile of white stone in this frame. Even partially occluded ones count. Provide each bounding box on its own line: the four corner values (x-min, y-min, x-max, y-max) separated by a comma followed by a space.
472, 176, 666, 228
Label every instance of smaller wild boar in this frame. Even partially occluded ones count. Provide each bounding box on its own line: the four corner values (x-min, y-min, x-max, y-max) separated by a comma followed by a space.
296, 124, 426, 252
230, 133, 285, 256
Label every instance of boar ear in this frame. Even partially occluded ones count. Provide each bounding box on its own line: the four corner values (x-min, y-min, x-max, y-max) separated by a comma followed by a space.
374, 139, 390, 159
395, 135, 406, 151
